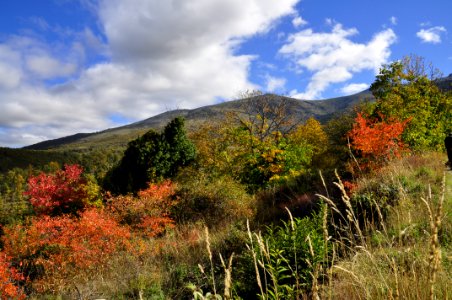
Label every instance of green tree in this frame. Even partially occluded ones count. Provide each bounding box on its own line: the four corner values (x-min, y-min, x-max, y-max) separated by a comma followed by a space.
370, 55, 452, 151
191, 93, 316, 191
104, 117, 196, 194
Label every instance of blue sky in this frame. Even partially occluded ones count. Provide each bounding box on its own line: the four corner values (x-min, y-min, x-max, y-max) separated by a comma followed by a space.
0, 0, 450, 147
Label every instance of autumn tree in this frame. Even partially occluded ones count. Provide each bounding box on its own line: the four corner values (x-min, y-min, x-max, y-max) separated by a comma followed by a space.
25, 164, 101, 216
289, 117, 329, 168
104, 117, 196, 194
348, 112, 409, 168
191, 92, 317, 190
370, 55, 452, 151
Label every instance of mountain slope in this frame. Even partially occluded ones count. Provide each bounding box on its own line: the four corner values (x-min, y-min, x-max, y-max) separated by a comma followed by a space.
26, 91, 374, 151
26, 91, 373, 150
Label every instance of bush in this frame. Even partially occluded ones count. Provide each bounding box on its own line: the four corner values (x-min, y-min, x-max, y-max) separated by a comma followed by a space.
240, 208, 329, 298
107, 180, 177, 238
2, 209, 131, 294
25, 164, 101, 216
173, 173, 254, 228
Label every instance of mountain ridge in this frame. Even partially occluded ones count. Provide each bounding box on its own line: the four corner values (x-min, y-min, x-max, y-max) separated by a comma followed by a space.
24, 70, 452, 151
25, 90, 374, 150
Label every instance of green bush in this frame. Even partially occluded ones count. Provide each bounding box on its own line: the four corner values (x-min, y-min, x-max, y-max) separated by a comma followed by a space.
238, 208, 329, 299
173, 172, 254, 228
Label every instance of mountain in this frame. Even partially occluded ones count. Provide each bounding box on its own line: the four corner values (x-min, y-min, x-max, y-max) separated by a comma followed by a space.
24, 90, 374, 151
20, 72, 452, 151
435, 73, 452, 91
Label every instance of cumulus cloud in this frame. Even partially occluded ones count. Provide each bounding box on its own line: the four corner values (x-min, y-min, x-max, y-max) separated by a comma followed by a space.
265, 75, 286, 92
292, 16, 307, 28
340, 83, 368, 94
0, 0, 300, 147
279, 23, 396, 99
416, 26, 447, 44
26, 55, 77, 78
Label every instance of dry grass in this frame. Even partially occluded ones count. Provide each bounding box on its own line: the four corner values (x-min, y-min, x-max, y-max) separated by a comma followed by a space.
319, 153, 451, 300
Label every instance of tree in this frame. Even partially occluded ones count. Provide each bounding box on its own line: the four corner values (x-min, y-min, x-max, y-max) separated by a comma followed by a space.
289, 117, 329, 168
348, 112, 409, 168
370, 55, 452, 151
25, 164, 100, 216
104, 117, 196, 194
191, 93, 315, 190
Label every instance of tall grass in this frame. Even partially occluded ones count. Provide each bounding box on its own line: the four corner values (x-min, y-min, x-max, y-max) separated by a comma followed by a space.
319, 154, 451, 299
191, 153, 450, 300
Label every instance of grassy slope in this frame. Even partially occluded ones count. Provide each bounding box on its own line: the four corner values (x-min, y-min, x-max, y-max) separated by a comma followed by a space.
324, 153, 451, 299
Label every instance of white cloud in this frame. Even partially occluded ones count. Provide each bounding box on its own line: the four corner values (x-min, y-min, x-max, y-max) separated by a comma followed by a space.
279, 24, 396, 99
26, 55, 77, 78
340, 83, 369, 94
292, 16, 307, 28
0, 0, 300, 147
416, 26, 447, 44
390, 16, 397, 25
265, 75, 286, 92
325, 18, 334, 26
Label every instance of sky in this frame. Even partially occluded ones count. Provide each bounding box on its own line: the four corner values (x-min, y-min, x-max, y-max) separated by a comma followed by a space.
0, 0, 451, 147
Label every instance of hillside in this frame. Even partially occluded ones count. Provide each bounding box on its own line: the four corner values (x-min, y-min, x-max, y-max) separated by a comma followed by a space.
22, 72, 452, 151
25, 90, 373, 150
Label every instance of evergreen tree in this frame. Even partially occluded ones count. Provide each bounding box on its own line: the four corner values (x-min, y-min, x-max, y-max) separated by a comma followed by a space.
104, 117, 196, 194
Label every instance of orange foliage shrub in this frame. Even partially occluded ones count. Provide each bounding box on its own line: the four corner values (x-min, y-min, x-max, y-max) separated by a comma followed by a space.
2, 209, 131, 293
107, 180, 176, 238
25, 164, 90, 216
348, 112, 409, 168
0, 253, 25, 299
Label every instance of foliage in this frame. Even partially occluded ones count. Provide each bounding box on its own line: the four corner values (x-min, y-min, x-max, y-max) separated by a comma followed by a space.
107, 180, 177, 238
191, 97, 322, 190
2, 209, 131, 294
246, 208, 329, 298
24, 164, 101, 216
173, 171, 254, 227
0, 147, 80, 173
370, 55, 452, 151
0, 168, 32, 226
0, 253, 25, 299
348, 112, 410, 168
104, 117, 196, 194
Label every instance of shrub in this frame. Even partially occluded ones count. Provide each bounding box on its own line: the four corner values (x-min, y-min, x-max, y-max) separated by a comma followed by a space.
348, 112, 409, 170
243, 208, 329, 298
2, 209, 131, 293
24, 164, 100, 216
0, 253, 25, 299
107, 180, 177, 238
173, 173, 254, 227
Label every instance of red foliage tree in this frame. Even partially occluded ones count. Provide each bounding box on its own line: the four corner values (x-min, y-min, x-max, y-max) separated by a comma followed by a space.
25, 164, 89, 216
348, 112, 410, 168
1, 209, 131, 293
0, 253, 25, 299
107, 180, 176, 238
